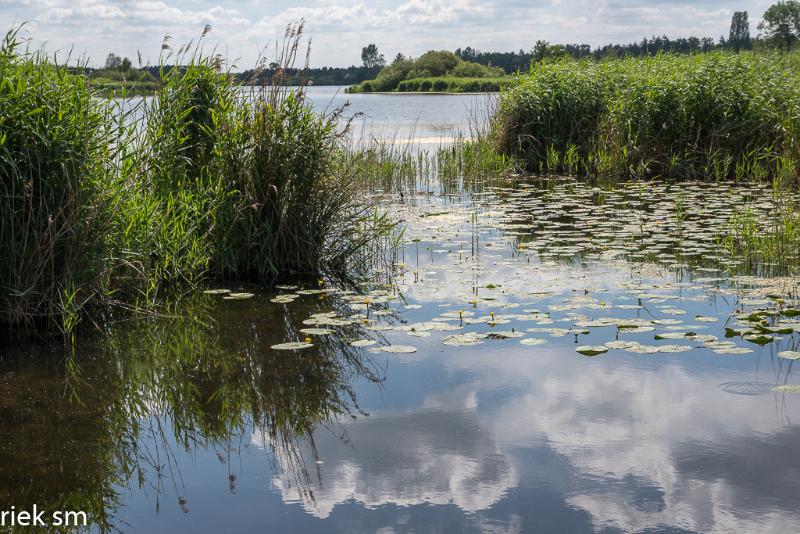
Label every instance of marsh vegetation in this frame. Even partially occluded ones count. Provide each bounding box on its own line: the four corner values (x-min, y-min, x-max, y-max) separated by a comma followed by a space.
3, 7, 800, 532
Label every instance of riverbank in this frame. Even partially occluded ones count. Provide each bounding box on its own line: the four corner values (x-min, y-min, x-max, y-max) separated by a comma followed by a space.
348, 76, 511, 94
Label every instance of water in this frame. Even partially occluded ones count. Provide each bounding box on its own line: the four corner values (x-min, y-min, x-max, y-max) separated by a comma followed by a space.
3, 95, 800, 533
304, 86, 495, 143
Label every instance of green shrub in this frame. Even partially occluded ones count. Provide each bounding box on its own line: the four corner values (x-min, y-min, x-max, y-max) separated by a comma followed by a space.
350, 51, 508, 92
495, 61, 605, 172
118, 51, 242, 295
414, 51, 460, 76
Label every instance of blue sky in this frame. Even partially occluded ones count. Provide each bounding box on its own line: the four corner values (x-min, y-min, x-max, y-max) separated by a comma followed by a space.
0, 0, 774, 68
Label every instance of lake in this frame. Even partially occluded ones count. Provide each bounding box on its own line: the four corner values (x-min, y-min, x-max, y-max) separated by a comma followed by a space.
304, 85, 496, 144
3, 91, 800, 533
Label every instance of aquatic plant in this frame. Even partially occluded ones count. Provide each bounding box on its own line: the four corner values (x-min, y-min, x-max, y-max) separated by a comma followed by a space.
0, 28, 120, 332
1, 24, 398, 334
495, 52, 800, 182
120, 29, 241, 296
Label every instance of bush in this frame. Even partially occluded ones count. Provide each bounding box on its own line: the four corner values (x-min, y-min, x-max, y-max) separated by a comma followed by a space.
214, 91, 387, 282
495, 61, 605, 171
350, 51, 507, 91
415, 51, 460, 76
394, 76, 510, 93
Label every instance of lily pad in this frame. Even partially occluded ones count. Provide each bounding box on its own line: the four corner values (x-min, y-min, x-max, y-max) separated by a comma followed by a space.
299, 328, 334, 336
576, 345, 608, 356
380, 345, 418, 353
520, 338, 547, 346
271, 342, 313, 350
773, 385, 800, 393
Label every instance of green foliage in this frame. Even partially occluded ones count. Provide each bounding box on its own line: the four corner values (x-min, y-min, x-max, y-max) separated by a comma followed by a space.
413, 50, 460, 76
495, 52, 800, 181
349, 50, 506, 93
394, 76, 510, 93
729, 11, 752, 51
120, 52, 240, 295
214, 91, 390, 282
361, 43, 385, 69
758, 1, 800, 50
1, 26, 394, 333
0, 29, 119, 332
451, 61, 504, 78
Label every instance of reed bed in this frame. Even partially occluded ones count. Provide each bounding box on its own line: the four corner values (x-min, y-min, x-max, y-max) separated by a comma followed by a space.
0, 25, 395, 334
495, 52, 800, 183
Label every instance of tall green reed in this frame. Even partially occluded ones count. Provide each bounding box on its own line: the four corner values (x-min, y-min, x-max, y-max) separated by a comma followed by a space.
495, 52, 800, 182
0, 28, 120, 333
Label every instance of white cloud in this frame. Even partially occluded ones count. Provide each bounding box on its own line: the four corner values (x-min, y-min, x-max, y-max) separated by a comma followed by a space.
0, 1, 770, 67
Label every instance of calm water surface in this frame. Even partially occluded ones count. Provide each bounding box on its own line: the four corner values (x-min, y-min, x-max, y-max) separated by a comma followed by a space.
2, 94, 800, 534
303, 86, 495, 142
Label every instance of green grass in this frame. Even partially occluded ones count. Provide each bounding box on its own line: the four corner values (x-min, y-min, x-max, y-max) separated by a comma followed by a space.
350, 76, 511, 93
494, 52, 800, 182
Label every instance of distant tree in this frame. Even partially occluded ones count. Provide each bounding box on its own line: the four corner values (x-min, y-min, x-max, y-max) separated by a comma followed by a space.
120, 57, 132, 72
392, 53, 406, 64
104, 53, 122, 70
758, 1, 800, 50
532, 40, 550, 62
361, 44, 385, 69
729, 11, 752, 51
413, 50, 459, 76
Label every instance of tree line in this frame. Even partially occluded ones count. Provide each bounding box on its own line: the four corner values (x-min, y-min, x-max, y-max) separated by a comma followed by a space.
94, 1, 800, 85
455, 3, 800, 73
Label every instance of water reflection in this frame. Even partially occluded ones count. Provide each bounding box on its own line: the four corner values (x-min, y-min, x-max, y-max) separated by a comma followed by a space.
0, 296, 384, 531
266, 409, 517, 519
4, 174, 800, 533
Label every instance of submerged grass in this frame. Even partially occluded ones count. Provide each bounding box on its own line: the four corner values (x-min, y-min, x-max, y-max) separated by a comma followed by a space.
495, 52, 800, 183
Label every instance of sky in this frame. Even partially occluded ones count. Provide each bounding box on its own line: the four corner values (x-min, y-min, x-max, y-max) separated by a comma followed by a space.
0, 0, 776, 68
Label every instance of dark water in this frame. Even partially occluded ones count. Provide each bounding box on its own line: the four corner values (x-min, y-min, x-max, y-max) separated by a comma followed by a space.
3, 132, 800, 531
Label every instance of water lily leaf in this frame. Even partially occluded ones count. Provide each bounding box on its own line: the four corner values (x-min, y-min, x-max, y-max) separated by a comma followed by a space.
520, 338, 546, 346
299, 328, 334, 335
773, 385, 800, 393
271, 342, 313, 350
380, 345, 418, 353
576, 345, 608, 356
224, 292, 254, 300
657, 344, 693, 353
778, 351, 800, 360
713, 346, 753, 355
443, 333, 486, 346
